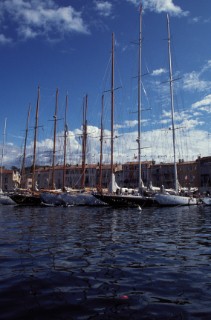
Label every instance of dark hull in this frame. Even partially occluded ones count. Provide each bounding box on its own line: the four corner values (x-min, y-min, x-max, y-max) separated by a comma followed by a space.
10, 193, 42, 206
93, 193, 158, 208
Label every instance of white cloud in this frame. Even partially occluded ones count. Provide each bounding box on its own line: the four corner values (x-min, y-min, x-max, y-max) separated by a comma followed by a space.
2, 119, 211, 168
158, 107, 205, 131
151, 68, 167, 76
95, 1, 112, 17
127, 0, 189, 16
114, 120, 138, 129
126, 0, 140, 5
18, 26, 38, 39
0, 0, 88, 41
183, 60, 211, 92
191, 16, 201, 23
181, 118, 204, 129
0, 33, 12, 44
126, 0, 188, 16
183, 71, 211, 92
143, 0, 189, 16
192, 94, 211, 112
201, 60, 211, 73
190, 16, 211, 24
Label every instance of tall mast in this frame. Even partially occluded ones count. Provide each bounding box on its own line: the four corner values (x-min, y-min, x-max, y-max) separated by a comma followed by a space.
99, 94, 104, 190
21, 104, 31, 188
32, 85, 40, 192
52, 88, 58, 190
0, 118, 7, 191
138, 3, 143, 192
63, 93, 68, 191
110, 32, 115, 192
81, 94, 88, 189
167, 14, 178, 192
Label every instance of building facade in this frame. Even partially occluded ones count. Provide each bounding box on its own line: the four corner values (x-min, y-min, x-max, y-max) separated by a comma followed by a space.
121, 161, 152, 188
197, 156, 211, 193
150, 159, 199, 190
0, 168, 20, 191
3, 156, 211, 193
35, 163, 123, 191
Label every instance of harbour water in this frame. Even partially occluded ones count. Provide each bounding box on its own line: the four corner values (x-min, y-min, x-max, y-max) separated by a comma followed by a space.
0, 204, 211, 319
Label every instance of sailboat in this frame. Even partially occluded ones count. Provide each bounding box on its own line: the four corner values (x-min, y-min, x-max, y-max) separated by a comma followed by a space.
10, 86, 42, 205
58, 94, 106, 206
154, 14, 198, 207
40, 94, 106, 206
0, 118, 15, 205
93, 9, 157, 208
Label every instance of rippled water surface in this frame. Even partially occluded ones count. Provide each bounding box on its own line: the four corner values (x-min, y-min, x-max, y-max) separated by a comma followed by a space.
0, 205, 211, 319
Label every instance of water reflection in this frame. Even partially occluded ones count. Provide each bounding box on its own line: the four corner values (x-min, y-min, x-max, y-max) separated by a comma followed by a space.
0, 205, 211, 319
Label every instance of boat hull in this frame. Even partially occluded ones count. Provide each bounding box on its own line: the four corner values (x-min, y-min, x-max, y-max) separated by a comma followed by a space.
155, 193, 198, 206
10, 193, 42, 206
93, 193, 157, 208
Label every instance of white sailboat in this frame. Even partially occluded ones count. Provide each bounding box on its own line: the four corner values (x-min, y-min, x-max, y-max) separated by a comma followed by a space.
154, 14, 197, 207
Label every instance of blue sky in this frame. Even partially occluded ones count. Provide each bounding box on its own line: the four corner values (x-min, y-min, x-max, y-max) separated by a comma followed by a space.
0, 0, 211, 168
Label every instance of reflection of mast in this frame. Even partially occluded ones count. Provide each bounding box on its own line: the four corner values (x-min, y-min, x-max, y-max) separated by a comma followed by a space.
0, 118, 7, 191
167, 14, 178, 192
63, 94, 68, 191
32, 86, 40, 192
81, 95, 88, 189
99, 94, 104, 190
52, 88, 58, 190
21, 104, 31, 188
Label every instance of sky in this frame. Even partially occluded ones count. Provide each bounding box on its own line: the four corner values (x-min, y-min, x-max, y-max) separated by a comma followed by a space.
0, 0, 210, 169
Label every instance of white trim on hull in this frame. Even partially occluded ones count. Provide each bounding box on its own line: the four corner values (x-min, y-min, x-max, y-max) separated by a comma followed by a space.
155, 193, 198, 206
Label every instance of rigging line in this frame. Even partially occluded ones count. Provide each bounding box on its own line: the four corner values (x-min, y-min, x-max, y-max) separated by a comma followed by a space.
92, 61, 112, 127
130, 146, 151, 151
161, 76, 182, 85
102, 54, 112, 91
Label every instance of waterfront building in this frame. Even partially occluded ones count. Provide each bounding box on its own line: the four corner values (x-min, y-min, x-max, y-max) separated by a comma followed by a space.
150, 159, 199, 190
177, 159, 200, 189
121, 161, 152, 188
10, 156, 211, 194
35, 164, 98, 190
196, 156, 211, 194
0, 168, 20, 191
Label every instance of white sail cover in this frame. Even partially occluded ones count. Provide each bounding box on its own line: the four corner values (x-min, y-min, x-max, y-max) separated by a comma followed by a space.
108, 173, 120, 193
